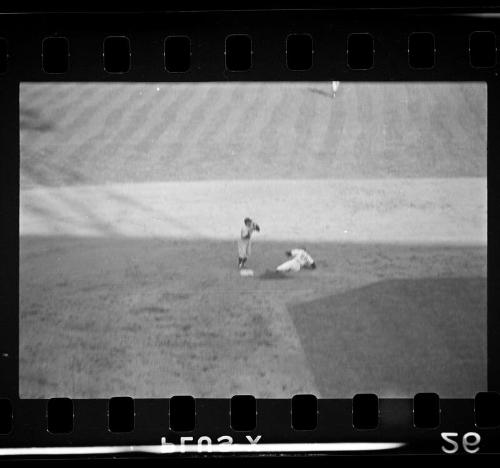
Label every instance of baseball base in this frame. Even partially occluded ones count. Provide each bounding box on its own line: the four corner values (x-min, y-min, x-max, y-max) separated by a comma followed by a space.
240, 269, 254, 277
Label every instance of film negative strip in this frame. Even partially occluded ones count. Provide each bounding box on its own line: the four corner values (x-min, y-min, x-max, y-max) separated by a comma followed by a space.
0, 4, 499, 460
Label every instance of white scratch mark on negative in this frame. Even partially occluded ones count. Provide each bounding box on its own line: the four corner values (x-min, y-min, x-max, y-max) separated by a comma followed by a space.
0, 442, 406, 456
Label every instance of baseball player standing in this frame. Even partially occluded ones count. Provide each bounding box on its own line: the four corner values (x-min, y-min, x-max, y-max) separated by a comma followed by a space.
238, 217, 260, 269
331, 81, 340, 98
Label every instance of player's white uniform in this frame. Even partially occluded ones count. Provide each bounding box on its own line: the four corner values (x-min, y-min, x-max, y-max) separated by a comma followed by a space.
276, 249, 315, 272
331, 81, 340, 98
238, 224, 257, 258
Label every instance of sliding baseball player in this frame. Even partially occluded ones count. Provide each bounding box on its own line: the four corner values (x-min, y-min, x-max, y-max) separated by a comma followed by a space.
276, 248, 316, 272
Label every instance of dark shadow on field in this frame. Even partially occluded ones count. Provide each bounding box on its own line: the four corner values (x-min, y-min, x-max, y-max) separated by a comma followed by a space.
307, 87, 333, 98
289, 277, 487, 398
19, 236, 487, 398
20, 107, 54, 133
258, 270, 292, 280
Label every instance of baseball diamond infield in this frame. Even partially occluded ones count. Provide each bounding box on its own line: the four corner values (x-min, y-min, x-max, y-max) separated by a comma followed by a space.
19, 82, 487, 398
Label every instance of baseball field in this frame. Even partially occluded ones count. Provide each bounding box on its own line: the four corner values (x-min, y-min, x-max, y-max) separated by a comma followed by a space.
19, 82, 487, 398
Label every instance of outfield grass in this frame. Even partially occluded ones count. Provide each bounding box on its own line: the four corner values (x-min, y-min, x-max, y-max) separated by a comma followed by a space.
20, 82, 486, 188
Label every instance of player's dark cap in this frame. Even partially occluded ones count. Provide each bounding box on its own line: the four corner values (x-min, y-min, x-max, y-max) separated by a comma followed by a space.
244, 217, 252, 224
